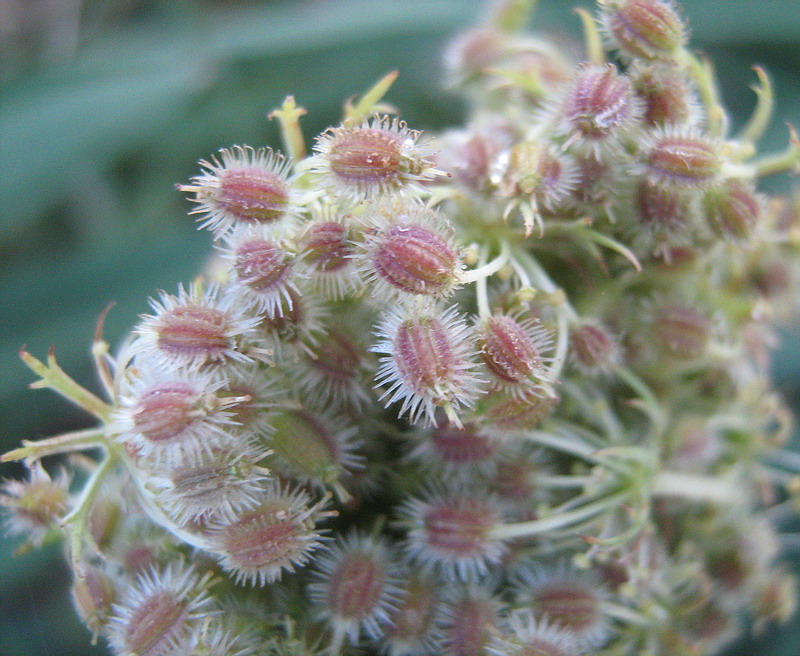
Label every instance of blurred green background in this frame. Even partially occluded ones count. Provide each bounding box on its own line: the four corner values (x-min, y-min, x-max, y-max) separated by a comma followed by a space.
1, 0, 799, 654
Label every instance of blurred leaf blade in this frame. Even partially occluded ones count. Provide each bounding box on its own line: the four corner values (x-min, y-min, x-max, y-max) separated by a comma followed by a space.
0, 65, 206, 238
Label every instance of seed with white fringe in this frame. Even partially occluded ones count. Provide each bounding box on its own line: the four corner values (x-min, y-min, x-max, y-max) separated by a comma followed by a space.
308, 532, 402, 644
178, 145, 293, 237
372, 303, 484, 427
106, 562, 218, 656
206, 484, 333, 586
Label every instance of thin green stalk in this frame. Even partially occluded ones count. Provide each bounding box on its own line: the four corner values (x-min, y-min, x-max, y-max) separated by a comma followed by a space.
269, 96, 308, 161
344, 70, 399, 122
461, 240, 511, 284
62, 452, 117, 573
739, 67, 774, 148
680, 51, 728, 138
601, 601, 655, 628
2, 427, 106, 463
524, 429, 630, 475
475, 247, 492, 320
21, 348, 112, 422
489, 490, 628, 541
753, 126, 800, 177
549, 310, 570, 380
512, 249, 580, 322
575, 7, 605, 65
613, 366, 667, 439
536, 474, 596, 489
651, 470, 741, 505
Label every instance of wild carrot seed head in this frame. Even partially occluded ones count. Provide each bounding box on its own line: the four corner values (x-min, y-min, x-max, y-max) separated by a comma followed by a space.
600, 0, 687, 62
555, 63, 642, 154
358, 201, 463, 299
308, 531, 403, 643
477, 312, 553, 392
310, 116, 440, 201
179, 145, 294, 238
397, 485, 506, 582
0, 461, 70, 546
106, 562, 218, 656
220, 227, 298, 318
372, 302, 484, 427
113, 368, 236, 468
131, 283, 266, 376
206, 484, 333, 586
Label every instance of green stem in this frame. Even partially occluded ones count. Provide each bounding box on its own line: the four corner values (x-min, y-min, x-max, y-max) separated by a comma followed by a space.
21, 348, 112, 422
126, 460, 210, 550
513, 249, 580, 322
556, 384, 609, 437
601, 601, 654, 628
739, 67, 774, 148
269, 96, 308, 161
650, 470, 740, 504
524, 429, 629, 475
475, 247, 492, 320
536, 474, 596, 489
597, 400, 625, 445
549, 310, 570, 380
578, 227, 642, 272
344, 70, 399, 122
524, 429, 598, 460
91, 301, 117, 402
681, 51, 728, 138
753, 126, 800, 177
461, 240, 511, 284
613, 366, 667, 439
575, 7, 605, 65
546, 418, 606, 448
489, 490, 628, 540
62, 452, 117, 573
509, 255, 533, 288
2, 428, 106, 463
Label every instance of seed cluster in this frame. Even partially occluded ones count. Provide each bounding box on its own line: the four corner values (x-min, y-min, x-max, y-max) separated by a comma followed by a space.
3, 1, 800, 655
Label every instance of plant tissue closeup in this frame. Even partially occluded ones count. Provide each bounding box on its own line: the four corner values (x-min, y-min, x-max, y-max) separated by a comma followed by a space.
4, 0, 800, 654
